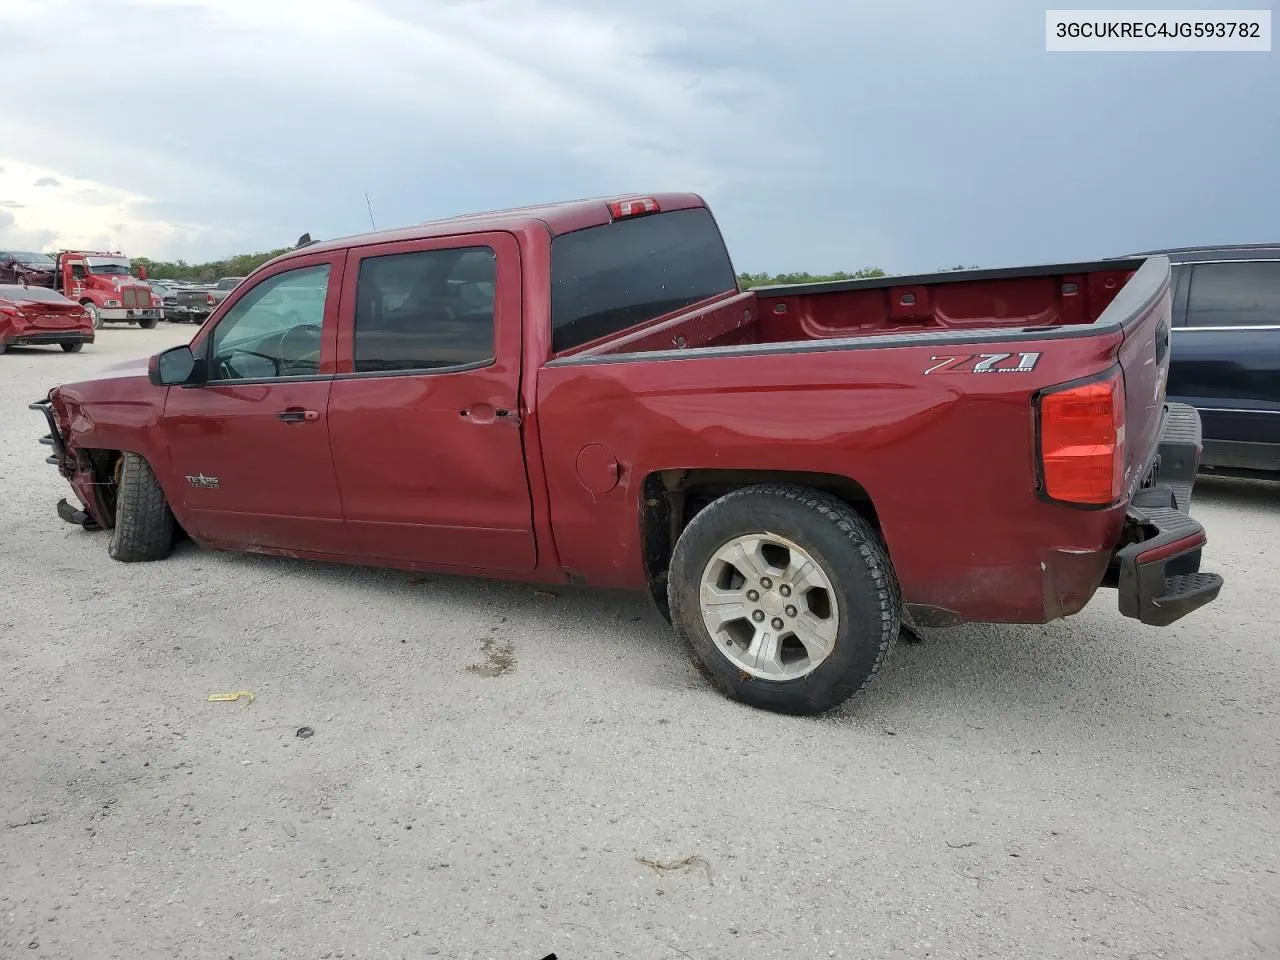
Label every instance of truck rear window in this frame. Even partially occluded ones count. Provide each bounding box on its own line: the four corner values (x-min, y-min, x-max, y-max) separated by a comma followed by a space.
549, 207, 737, 353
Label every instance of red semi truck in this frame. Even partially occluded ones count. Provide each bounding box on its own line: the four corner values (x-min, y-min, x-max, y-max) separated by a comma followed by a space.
45, 250, 163, 329
30, 192, 1223, 715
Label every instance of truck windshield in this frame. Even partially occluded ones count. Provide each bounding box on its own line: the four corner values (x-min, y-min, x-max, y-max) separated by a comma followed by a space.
549, 206, 738, 354
86, 258, 132, 276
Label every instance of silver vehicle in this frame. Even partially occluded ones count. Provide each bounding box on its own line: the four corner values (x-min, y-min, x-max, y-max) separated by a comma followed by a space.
172, 276, 244, 324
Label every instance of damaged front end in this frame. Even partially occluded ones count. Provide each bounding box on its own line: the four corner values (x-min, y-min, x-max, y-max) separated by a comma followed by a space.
29, 390, 115, 532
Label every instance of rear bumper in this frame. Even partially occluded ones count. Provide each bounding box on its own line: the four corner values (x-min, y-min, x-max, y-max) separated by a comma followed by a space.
5, 330, 94, 347
1113, 402, 1223, 626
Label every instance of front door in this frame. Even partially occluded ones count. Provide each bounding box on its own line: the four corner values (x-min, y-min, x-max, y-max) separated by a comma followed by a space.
65, 258, 87, 300
326, 232, 536, 571
162, 255, 348, 554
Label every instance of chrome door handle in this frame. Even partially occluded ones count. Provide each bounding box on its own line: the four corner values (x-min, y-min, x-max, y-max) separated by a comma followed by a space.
277, 408, 319, 423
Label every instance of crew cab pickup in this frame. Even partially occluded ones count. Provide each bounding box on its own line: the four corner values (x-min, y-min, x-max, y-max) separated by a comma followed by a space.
30, 193, 1223, 715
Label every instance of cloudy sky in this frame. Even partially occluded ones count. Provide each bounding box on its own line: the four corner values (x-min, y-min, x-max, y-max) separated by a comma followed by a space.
0, 0, 1276, 273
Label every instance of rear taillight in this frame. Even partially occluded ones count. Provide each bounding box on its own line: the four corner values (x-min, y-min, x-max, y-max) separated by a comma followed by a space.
206, 293, 216, 305
1037, 367, 1126, 506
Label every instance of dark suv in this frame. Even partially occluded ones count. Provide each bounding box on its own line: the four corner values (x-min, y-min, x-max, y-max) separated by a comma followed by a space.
1122, 244, 1280, 478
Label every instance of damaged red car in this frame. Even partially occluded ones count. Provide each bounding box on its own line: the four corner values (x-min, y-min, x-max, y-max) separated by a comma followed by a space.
1, 283, 95, 354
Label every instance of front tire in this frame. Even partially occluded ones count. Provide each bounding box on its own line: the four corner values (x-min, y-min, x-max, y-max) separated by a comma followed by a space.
138, 317, 158, 329
667, 484, 900, 716
83, 301, 103, 329
108, 453, 176, 562
61, 342, 84, 353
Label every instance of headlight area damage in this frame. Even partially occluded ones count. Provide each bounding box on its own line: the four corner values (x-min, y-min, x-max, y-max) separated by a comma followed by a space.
29, 391, 121, 532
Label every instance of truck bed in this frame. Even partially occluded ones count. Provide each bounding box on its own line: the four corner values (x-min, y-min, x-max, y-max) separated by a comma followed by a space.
565, 259, 1147, 359
537, 254, 1173, 626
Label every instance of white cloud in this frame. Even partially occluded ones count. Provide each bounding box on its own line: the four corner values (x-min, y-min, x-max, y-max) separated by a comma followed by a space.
0, 159, 242, 258
0, 0, 798, 261
2, 0, 1275, 272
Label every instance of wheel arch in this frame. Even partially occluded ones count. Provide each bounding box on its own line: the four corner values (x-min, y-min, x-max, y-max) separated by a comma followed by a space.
80, 447, 126, 526
639, 468, 885, 621
75, 446, 184, 534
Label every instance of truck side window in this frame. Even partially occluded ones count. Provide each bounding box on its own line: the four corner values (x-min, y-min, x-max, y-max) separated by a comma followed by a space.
1184, 261, 1280, 328
71, 264, 87, 280
207, 264, 330, 382
352, 246, 496, 374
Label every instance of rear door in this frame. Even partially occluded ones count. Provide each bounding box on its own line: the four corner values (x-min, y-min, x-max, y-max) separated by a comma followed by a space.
1167, 258, 1280, 468
326, 232, 535, 571
161, 253, 347, 553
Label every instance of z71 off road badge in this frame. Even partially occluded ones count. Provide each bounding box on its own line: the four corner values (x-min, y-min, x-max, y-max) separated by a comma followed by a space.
186, 473, 220, 489
924, 352, 1042, 375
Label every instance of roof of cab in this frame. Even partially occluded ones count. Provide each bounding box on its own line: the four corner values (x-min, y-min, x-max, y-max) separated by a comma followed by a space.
267, 191, 708, 268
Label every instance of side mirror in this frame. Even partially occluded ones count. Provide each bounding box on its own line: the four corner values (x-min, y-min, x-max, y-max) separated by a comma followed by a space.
149, 344, 201, 386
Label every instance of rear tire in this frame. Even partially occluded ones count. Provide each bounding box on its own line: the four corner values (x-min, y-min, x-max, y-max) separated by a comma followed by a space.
61, 342, 84, 353
108, 453, 176, 562
667, 484, 900, 716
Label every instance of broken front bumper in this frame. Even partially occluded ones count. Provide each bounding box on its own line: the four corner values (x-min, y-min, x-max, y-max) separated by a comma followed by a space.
1113, 402, 1223, 627
30, 395, 68, 470
29, 395, 100, 529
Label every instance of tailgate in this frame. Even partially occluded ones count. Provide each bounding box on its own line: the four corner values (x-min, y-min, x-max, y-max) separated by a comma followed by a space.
1109, 256, 1174, 496
1103, 256, 1222, 625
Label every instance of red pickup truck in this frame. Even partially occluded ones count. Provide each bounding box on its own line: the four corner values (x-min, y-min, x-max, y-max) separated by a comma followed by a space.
31, 193, 1223, 714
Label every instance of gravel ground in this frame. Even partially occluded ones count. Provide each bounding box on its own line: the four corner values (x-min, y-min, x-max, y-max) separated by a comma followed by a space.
2, 327, 1277, 960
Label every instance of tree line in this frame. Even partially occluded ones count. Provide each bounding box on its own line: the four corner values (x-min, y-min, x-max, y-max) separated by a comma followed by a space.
133, 252, 979, 286
133, 248, 296, 283
738, 265, 978, 288
737, 269, 886, 288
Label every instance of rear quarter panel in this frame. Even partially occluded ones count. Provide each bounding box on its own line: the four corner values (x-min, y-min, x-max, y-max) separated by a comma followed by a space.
537, 326, 1139, 622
